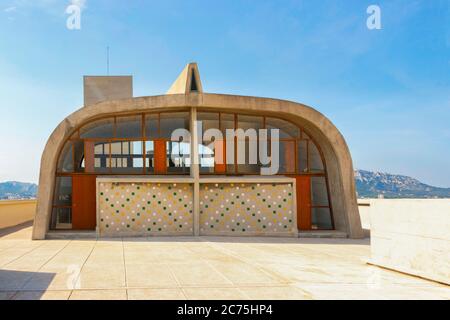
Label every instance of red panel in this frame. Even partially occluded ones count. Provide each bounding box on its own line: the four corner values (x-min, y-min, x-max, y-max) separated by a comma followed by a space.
295, 175, 311, 230
284, 141, 296, 173
154, 140, 167, 174
84, 141, 95, 173
214, 139, 226, 173
72, 175, 97, 230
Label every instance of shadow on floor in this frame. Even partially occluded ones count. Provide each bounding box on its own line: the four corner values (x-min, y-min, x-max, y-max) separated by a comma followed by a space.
0, 221, 33, 238
0, 269, 56, 300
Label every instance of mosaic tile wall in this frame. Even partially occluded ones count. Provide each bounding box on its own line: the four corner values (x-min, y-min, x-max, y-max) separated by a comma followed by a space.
199, 183, 295, 235
98, 182, 194, 236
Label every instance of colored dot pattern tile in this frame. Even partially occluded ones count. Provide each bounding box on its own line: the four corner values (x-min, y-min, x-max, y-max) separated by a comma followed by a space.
199, 183, 295, 235
98, 182, 194, 236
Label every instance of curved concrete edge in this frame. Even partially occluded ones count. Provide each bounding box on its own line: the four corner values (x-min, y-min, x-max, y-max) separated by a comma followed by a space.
32, 93, 363, 240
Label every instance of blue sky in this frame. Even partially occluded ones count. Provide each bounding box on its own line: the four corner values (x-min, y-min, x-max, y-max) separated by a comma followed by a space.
0, 0, 449, 186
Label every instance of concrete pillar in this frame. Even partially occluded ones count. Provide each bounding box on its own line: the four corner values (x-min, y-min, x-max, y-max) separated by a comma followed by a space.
190, 107, 200, 236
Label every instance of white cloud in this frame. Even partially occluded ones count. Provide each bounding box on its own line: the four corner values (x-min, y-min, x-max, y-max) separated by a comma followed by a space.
4, 6, 17, 13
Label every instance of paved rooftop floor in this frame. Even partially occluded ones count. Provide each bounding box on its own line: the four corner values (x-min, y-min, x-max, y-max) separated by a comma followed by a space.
0, 226, 449, 300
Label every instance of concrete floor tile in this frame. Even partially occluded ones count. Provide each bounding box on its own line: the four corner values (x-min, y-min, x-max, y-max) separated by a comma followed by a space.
78, 265, 126, 289
169, 263, 233, 286
209, 261, 287, 285
183, 287, 249, 300
13, 290, 71, 300
69, 289, 127, 300
126, 263, 179, 288
239, 285, 313, 300
127, 288, 186, 300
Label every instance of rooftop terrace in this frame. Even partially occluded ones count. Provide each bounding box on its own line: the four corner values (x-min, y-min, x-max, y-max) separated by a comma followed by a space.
0, 225, 448, 300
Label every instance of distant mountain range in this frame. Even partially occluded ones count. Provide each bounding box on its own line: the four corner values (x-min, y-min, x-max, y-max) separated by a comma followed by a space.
0, 170, 449, 200
0, 181, 38, 200
355, 170, 450, 199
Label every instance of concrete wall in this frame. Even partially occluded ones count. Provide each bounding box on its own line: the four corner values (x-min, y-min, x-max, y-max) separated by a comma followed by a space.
84, 76, 133, 106
357, 200, 371, 238
0, 200, 36, 229
366, 199, 450, 285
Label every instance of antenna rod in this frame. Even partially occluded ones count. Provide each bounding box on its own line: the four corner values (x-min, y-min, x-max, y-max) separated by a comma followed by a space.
107, 46, 110, 75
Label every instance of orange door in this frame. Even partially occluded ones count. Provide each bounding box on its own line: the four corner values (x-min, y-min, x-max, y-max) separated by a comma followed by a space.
214, 139, 226, 173
72, 175, 97, 230
154, 140, 167, 174
295, 176, 311, 230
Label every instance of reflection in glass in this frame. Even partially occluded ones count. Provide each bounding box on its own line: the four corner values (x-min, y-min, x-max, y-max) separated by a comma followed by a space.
311, 208, 333, 230
167, 141, 190, 174
199, 142, 215, 173
145, 141, 154, 173
266, 117, 299, 138
111, 141, 144, 173
237, 115, 263, 131
73, 140, 85, 172
116, 115, 142, 138
160, 112, 190, 138
80, 118, 114, 138
51, 207, 72, 229
145, 113, 159, 138
298, 140, 308, 173
53, 176, 72, 206
309, 142, 324, 172
311, 177, 329, 206
57, 142, 73, 173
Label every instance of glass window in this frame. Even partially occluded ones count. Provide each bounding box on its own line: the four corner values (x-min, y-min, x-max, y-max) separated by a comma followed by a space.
298, 140, 308, 173
237, 115, 263, 131
236, 137, 260, 174
311, 177, 329, 206
221, 113, 236, 173
80, 118, 114, 138
160, 112, 190, 139
116, 115, 142, 138
265, 117, 299, 139
167, 141, 190, 174
110, 141, 144, 174
278, 140, 296, 173
51, 207, 72, 228
198, 112, 224, 174
311, 208, 333, 230
145, 113, 159, 138
198, 112, 219, 134
84, 141, 110, 173
235, 115, 261, 174
73, 140, 85, 172
309, 141, 324, 172
199, 142, 215, 173
53, 176, 72, 206
145, 141, 154, 173
57, 142, 73, 173
221, 113, 235, 134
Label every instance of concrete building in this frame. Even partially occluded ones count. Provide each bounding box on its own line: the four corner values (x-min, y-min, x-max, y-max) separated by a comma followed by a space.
32, 63, 363, 240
